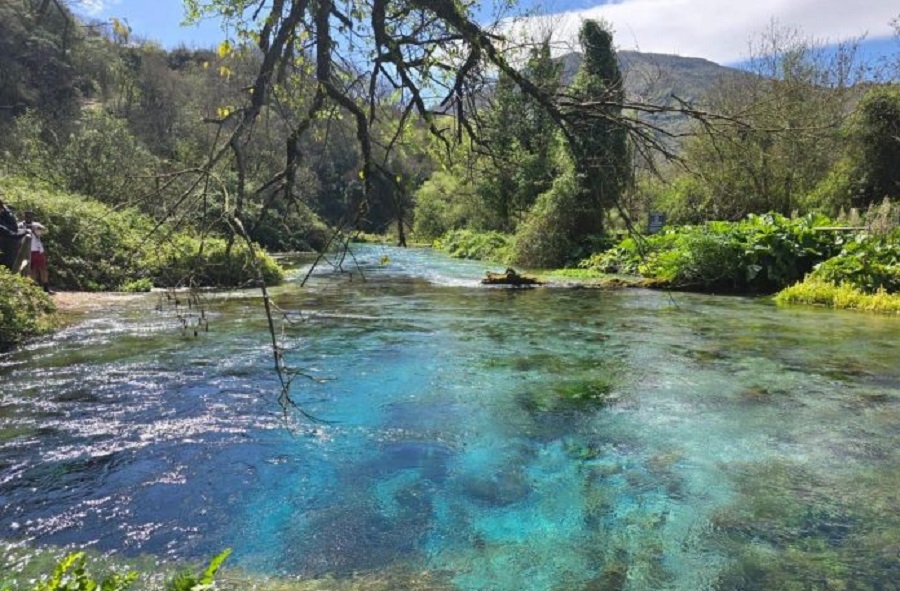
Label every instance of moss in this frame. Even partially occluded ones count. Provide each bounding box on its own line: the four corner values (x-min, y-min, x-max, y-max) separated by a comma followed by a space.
518, 376, 619, 414
711, 461, 900, 591
0, 267, 57, 352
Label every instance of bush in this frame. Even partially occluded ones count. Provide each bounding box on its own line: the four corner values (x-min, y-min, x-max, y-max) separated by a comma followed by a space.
433, 229, 513, 263
581, 213, 840, 292
0, 267, 56, 352
412, 169, 483, 242
811, 228, 900, 293
0, 176, 283, 291
510, 170, 585, 268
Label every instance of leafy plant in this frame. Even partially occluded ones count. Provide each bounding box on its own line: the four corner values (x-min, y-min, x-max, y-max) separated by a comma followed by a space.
434, 229, 513, 263
165, 549, 231, 591
811, 229, 900, 293
580, 213, 840, 292
0, 266, 56, 352
2, 550, 231, 591
28, 553, 136, 591
1, 176, 283, 291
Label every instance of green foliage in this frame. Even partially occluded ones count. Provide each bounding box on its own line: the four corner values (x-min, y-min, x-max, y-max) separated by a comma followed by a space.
118, 278, 154, 292
845, 85, 900, 207
567, 19, 629, 238
0, 266, 56, 352
433, 229, 513, 263
28, 553, 136, 591
475, 39, 562, 231
2, 550, 231, 591
663, 26, 859, 222
1, 176, 283, 291
411, 169, 480, 241
810, 229, 900, 293
583, 213, 840, 292
507, 20, 629, 269
511, 167, 586, 268
166, 549, 231, 591
0, 0, 82, 138
775, 277, 900, 312
55, 111, 157, 205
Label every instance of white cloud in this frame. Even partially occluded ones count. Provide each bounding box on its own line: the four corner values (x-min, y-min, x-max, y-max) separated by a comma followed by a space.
506, 0, 898, 63
72, 0, 120, 17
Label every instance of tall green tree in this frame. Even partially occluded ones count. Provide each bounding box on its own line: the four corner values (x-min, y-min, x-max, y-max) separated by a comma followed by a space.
567, 20, 630, 237
477, 39, 562, 231
511, 21, 630, 268
0, 0, 82, 140
847, 85, 900, 206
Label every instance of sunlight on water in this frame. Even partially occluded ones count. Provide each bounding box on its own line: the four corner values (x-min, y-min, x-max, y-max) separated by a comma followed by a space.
2, 245, 899, 590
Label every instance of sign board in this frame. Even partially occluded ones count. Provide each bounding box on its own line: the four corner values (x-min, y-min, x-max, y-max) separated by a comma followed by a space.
648, 212, 666, 234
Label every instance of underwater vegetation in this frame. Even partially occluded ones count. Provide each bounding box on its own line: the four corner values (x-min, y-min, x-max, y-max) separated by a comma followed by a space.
710, 461, 900, 591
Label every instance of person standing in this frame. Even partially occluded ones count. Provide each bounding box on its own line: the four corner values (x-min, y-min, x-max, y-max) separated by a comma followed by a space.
0, 198, 20, 236
0, 197, 30, 273
20, 211, 52, 293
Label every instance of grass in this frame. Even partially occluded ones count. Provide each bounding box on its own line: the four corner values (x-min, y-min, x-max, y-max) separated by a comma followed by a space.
775, 277, 900, 313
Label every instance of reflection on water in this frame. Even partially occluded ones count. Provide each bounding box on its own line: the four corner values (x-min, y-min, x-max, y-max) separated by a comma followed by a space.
2, 246, 899, 590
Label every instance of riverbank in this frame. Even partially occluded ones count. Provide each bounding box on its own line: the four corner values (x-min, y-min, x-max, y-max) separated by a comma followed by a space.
50, 291, 149, 314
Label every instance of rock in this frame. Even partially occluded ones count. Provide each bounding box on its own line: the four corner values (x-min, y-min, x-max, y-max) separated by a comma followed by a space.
481, 268, 544, 287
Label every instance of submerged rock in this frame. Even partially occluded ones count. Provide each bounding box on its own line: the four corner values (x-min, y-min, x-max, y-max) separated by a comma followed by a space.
459, 468, 531, 506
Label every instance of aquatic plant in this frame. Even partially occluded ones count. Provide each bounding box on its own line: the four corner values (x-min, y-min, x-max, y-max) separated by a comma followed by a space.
776, 277, 900, 313
710, 461, 900, 591
518, 376, 619, 415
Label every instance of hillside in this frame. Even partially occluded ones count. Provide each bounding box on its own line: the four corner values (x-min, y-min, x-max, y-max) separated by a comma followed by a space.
560, 50, 747, 140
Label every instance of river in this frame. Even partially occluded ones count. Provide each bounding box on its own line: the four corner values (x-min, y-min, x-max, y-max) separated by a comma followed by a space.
2, 245, 899, 590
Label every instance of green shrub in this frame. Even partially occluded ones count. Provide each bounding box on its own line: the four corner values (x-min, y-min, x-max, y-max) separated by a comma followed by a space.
0, 267, 56, 352
433, 229, 513, 263
411, 169, 483, 241
0, 176, 283, 291
811, 229, 900, 293
580, 213, 840, 292
510, 169, 585, 268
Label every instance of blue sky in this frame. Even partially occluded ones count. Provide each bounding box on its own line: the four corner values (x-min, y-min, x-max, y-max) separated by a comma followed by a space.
73, 0, 898, 65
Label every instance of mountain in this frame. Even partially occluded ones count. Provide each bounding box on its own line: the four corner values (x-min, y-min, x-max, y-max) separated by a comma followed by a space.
559, 50, 748, 141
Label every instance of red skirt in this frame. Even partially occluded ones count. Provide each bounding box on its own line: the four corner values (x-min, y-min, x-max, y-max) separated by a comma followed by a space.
31, 251, 47, 270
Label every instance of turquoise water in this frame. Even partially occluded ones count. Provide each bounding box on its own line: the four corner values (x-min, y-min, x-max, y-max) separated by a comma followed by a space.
2, 245, 899, 590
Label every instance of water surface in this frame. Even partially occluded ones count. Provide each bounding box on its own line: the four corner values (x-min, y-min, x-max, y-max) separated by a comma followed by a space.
2, 246, 899, 590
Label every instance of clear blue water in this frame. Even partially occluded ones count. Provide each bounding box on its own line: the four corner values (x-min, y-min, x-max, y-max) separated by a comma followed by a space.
2, 245, 899, 590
